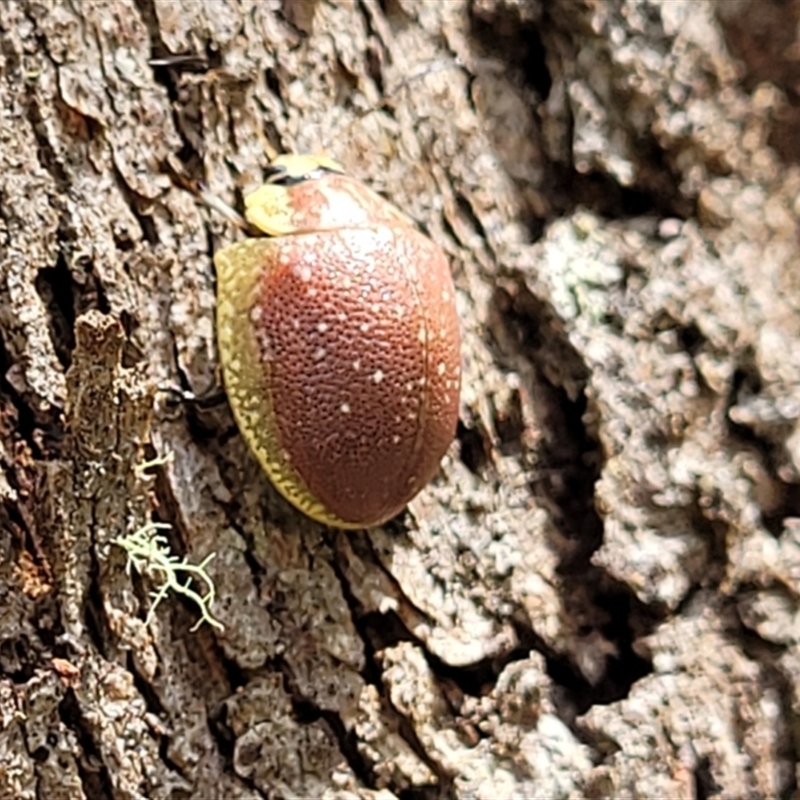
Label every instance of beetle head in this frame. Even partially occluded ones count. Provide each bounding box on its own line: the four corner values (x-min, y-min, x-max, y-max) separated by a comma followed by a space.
244, 154, 412, 237
264, 154, 345, 186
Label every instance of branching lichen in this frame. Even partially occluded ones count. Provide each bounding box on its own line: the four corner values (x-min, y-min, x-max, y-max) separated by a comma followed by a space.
133, 450, 174, 478
114, 522, 224, 631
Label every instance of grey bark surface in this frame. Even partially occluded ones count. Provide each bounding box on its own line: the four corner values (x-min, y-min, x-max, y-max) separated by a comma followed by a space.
0, 0, 799, 798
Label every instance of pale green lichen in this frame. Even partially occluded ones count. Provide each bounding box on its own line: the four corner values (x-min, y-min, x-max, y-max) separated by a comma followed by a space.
133, 450, 174, 477
114, 522, 224, 632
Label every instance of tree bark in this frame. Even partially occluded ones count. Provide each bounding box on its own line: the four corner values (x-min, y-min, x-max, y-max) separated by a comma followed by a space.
1, 0, 799, 798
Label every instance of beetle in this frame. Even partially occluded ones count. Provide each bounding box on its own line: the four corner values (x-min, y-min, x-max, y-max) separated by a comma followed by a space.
213, 154, 461, 528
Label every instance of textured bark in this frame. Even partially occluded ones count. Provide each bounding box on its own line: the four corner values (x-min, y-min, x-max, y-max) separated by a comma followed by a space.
1, 0, 799, 798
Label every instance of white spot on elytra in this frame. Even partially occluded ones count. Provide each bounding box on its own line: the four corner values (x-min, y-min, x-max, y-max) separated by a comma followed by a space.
353, 359, 361, 371
392, 434, 401, 444
313, 347, 326, 361
299, 265, 313, 282
317, 322, 329, 333
250, 305, 263, 323
417, 327, 426, 343
292, 319, 301, 330
360, 322, 370, 333
372, 370, 385, 383
437, 362, 446, 376
340, 403, 351, 414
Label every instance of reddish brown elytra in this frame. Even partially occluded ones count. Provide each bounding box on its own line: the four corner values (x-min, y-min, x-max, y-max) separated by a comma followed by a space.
214, 154, 461, 528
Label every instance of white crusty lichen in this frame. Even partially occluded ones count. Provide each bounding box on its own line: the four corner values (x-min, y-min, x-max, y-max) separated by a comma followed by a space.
114, 521, 224, 632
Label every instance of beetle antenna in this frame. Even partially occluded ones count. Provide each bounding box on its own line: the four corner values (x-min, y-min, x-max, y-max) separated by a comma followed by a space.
196, 183, 249, 230
387, 60, 464, 99
163, 155, 261, 234
319, 60, 464, 153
